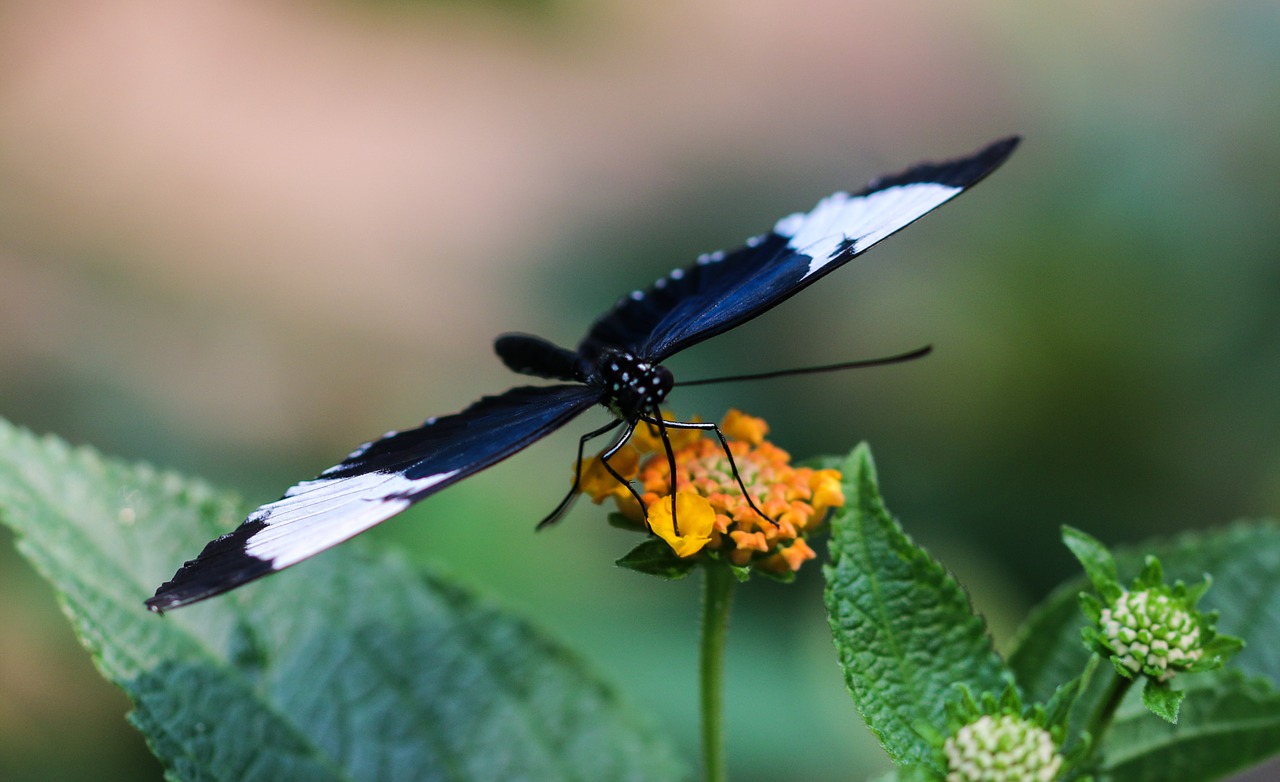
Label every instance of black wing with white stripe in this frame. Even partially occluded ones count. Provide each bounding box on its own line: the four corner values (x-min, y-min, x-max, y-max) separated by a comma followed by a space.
149, 136, 1019, 611
577, 136, 1019, 363
147, 384, 599, 611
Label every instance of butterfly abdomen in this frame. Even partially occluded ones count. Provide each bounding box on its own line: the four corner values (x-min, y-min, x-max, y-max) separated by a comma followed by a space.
495, 333, 591, 382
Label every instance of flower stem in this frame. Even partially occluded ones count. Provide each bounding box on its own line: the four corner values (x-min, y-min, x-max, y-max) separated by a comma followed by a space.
700, 563, 736, 782
1086, 669, 1134, 748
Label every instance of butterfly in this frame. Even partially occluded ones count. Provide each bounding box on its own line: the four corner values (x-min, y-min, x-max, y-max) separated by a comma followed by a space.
147, 136, 1020, 612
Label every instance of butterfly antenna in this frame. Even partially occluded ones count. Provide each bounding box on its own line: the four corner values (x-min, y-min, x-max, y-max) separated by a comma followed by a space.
674, 345, 932, 387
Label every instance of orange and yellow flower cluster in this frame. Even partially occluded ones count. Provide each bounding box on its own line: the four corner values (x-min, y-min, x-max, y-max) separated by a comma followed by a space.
577, 410, 843, 575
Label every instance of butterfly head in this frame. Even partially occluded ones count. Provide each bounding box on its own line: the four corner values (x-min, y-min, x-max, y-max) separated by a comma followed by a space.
594, 349, 673, 421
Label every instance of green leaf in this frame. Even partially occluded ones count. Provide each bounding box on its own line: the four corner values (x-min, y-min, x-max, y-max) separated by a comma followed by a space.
1007, 582, 1091, 708
1099, 670, 1280, 781
824, 443, 1011, 767
0, 419, 686, 782
1062, 526, 1121, 601
1140, 680, 1183, 724
890, 765, 944, 782
615, 538, 699, 579
1010, 521, 1280, 781
744, 563, 793, 584
1043, 670, 1086, 732
1133, 556, 1164, 591
799, 453, 845, 469
1199, 634, 1245, 666
607, 511, 644, 530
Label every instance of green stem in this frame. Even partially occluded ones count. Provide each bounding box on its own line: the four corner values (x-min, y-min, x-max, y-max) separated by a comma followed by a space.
700, 563, 736, 782
1086, 669, 1134, 748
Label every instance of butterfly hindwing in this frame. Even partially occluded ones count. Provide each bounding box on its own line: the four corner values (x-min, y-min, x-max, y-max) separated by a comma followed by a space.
579, 137, 1020, 363
146, 384, 599, 610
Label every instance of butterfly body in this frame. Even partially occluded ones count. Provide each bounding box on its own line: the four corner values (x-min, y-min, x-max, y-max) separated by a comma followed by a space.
495, 334, 674, 422
147, 136, 1020, 612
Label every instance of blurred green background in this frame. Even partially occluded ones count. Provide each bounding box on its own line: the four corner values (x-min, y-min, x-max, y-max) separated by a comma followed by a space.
1, 1, 1277, 780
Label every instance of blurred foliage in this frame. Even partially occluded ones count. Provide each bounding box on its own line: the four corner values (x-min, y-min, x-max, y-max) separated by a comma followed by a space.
0, 420, 685, 781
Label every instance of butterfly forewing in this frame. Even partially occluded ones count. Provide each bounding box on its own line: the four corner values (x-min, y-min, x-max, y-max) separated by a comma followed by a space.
579, 136, 1020, 363
146, 384, 598, 610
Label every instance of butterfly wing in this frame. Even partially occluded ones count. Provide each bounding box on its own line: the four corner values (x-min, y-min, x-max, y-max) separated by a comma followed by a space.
577, 137, 1019, 363
147, 384, 599, 611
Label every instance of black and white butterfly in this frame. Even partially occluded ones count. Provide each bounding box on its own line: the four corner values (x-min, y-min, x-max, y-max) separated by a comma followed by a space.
147, 137, 1019, 612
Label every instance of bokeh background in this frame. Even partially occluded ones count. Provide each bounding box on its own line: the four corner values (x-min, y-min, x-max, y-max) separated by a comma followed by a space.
1, 1, 1277, 780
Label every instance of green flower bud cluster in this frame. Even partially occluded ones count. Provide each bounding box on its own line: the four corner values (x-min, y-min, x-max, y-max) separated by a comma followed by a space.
1065, 525, 1243, 723
1099, 588, 1202, 681
942, 714, 1063, 782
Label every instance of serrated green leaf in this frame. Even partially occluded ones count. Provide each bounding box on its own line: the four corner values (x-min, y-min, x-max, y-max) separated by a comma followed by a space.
0, 419, 686, 782
823, 444, 1011, 767
615, 538, 699, 580
1140, 680, 1183, 724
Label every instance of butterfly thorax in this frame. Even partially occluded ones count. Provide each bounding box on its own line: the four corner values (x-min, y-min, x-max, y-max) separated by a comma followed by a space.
593, 349, 673, 421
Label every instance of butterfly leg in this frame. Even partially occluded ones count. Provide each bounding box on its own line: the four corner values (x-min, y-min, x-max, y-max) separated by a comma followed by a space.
651, 409, 682, 536
638, 415, 779, 528
535, 418, 623, 530
595, 422, 652, 528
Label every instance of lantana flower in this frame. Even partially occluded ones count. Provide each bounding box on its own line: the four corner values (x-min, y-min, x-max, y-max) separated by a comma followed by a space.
576, 409, 842, 577
1063, 526, 1243, 722
943, 714, 1062, 782
916, 685, 1073, 782
1096, 586, 1204, 682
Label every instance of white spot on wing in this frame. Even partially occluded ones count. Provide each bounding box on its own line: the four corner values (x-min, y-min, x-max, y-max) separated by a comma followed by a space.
773, 183, 961, 279
243, 469, 461, 568
773, 209, 811, 237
